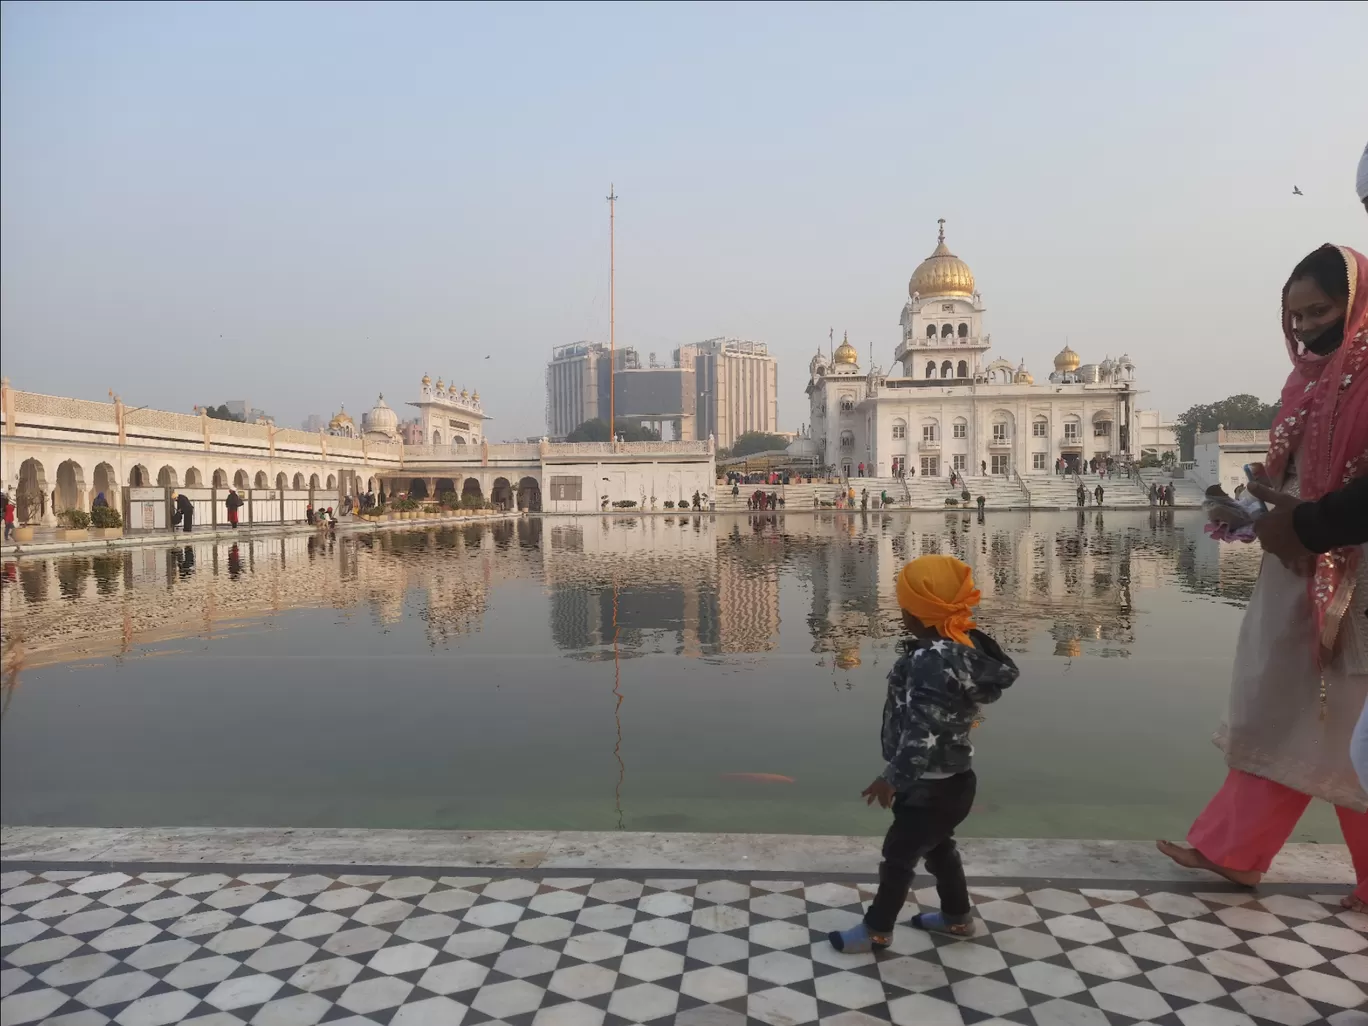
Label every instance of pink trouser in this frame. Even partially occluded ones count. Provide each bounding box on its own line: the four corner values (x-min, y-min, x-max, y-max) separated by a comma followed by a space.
1188, 768, 1368, 901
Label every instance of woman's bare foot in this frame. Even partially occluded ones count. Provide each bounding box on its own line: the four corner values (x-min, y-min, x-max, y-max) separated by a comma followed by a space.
1340, 893, 1367, 913
1156, 840, 1261, 887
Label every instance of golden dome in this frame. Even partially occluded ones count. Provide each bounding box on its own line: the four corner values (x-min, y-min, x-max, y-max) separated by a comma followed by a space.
472, 390, 480, 401
909, 220, 975, 299
448, 383, 458, 395
435, 377, 445, 392
328, 406, 353, 429
1014, 362, 1034, 385
421, 373, 431, 387
833, 331, 859, 366
1053, 346, 1081, 372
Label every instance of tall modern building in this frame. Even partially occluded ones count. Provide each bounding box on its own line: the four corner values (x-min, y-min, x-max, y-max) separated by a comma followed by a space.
680, 338, 779, 451
546, 337, 778, 447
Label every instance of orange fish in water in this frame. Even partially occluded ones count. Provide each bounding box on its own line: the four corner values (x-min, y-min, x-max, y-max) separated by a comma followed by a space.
721, 772, 795, 784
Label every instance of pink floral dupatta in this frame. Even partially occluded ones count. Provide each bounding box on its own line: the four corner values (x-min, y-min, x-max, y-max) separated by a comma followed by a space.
1265, 244, 1368, 662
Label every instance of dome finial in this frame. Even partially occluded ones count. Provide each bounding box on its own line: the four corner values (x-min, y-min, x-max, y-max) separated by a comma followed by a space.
938, 217, 946, 245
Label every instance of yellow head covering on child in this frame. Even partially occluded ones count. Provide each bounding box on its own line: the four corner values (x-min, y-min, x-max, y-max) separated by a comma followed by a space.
895, 555, 981, 647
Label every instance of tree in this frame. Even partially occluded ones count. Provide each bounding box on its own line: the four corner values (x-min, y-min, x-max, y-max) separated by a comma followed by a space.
202, 404, 244, 421
565, 418, 662, 443
1175, 394, 1279, 459
727, 431, 792, 458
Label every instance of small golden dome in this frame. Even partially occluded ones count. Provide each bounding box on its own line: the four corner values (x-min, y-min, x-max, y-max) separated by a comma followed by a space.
1014, 362, 1034, 384
448, 383, 458, 395
435, 377, 445, 392
1053, 346, 1081, 373
833, 331, 859, 366
909, 220, 975, 299
460, 388, 469, 400
421, 373, 431, 387
328, 406, 353, 429
472, 390, 480, 401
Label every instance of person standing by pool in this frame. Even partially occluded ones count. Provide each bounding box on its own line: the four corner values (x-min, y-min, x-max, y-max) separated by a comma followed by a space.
225, 488, 243, 528
1159, 243, 1368, 910
1094, 483, 1104, 506
175, 490, 194, 533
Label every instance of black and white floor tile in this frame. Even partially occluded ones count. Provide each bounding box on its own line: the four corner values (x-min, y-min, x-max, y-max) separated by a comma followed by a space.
2, 868, 1366, 1025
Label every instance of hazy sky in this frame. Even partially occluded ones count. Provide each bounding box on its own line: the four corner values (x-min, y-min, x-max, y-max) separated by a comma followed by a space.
3, 2, 1366, 438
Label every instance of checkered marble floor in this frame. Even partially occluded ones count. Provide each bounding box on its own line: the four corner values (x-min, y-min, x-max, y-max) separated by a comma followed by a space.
2, 868, 1366, 1026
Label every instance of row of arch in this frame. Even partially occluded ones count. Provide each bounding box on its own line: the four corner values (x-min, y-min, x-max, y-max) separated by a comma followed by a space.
924, 322, 970, 338
11, 457, 344, 525
429, 432, 470, 446
397, 476, 541, 511
885, 410, 1114, 444
923, 360, 972, 380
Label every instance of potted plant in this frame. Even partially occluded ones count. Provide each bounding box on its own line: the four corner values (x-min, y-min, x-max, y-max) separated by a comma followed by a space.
91, 504, 124, 540
960, 488, 971, 503
12, 522, 35, 544
58, 507, 92, 542
944, 497, 959, 507
601, 494, 609, 511
663, 500, 675, 509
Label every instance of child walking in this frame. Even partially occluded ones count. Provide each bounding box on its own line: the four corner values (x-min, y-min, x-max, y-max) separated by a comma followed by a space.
830, 554, 1019, 952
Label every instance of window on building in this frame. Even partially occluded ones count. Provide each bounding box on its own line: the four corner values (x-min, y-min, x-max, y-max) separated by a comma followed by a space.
940, 360, 953, 378
925, 324, 936, 338
952, 454, 967, 472
957, 360, 968, 377
941, 323, 954, 337
1064, 420, 1081, 441
953, 420, 967, 439
892, 420, 906, 440
548, 476, 583, 501
992, 454, 1010, 475
1094, 420, 1112, 438
1033, 418, 1048, 437
922, 421, 938, 442
992, 422, 1009, 443
920, 456, 940, 477
958, 323, 968, 338
1033, 452, 1048, 470
839, 396, 855, 412
925, 361, 936, 379
840, 431, 854, 449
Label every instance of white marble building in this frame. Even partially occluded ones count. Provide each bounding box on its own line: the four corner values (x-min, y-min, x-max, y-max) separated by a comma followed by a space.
806, 222, 1158, 478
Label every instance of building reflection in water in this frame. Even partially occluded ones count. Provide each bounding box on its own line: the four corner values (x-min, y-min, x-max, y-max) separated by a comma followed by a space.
0, 510, 1260, 681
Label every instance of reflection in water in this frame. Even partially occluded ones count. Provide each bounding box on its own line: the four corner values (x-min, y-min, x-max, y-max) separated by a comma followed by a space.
1, 512, 1282, 839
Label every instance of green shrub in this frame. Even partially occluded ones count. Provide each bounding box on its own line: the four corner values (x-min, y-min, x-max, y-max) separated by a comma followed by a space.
393, 498, 420, 512
611, 499, 637, 509
436, 489, 459, 508
944, 498, 959, 507
460, 494, 484, 510
59, 508, 92, 529
90, 505, 123, 528
664, 500, 675, 509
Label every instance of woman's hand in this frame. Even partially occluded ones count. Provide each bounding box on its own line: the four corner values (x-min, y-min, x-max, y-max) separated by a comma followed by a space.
1247, 484, 1316, 574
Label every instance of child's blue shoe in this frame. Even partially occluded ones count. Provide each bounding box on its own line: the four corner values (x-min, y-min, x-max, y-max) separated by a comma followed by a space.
827, 923, 890, 953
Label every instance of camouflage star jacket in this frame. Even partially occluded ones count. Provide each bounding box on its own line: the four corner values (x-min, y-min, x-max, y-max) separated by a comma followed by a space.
879, 630, 1020, 790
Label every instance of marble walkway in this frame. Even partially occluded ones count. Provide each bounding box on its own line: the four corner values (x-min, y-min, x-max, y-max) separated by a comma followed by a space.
3, 864, 1366, 1026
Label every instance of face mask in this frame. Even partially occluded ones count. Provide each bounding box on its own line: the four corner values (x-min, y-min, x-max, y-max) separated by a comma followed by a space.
1299, 316, 1345, 356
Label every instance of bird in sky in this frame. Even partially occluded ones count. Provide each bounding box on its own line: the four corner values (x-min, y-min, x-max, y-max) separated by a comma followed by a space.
1293, 186, 1304, 196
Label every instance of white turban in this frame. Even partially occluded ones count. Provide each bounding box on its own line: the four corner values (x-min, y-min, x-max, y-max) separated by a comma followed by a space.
1358, 142, 1368, 203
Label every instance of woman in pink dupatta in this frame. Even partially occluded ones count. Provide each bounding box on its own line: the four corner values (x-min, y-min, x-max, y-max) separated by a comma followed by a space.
1160, 243, 1368, 909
